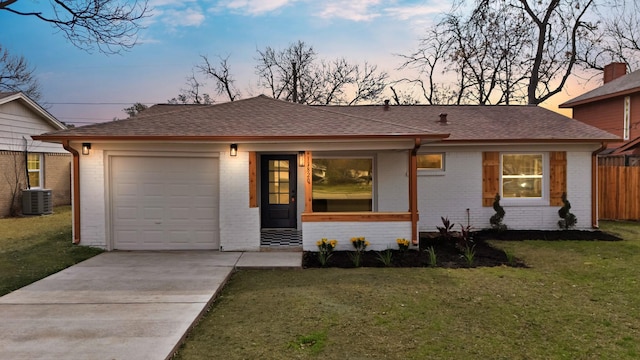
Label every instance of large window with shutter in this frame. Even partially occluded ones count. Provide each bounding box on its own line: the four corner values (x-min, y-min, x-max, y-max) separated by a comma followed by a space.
501, 154, 543, 198
483, 151, 566, 206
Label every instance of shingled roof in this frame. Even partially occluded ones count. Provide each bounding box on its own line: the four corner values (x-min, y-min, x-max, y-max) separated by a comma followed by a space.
35, 95, 617, 143
326, 103, 617, 142
559, 69, 640, 108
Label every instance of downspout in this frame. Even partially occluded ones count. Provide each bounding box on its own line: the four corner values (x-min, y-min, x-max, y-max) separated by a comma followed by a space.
591, 143, 607, 229
62, 140, 81, 244
410, 138, 421, 245
23, 137, 31, 189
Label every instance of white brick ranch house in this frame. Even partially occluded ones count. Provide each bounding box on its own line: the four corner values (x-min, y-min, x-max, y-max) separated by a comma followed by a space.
34, 95, 618, 251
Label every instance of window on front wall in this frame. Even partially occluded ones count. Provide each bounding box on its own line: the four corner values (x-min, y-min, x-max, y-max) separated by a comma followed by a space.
501, 154, 543, 198
624, 96, 631, 140
417, 153, 444, 170
27, 153, 42, 188
312, 158, 373, 212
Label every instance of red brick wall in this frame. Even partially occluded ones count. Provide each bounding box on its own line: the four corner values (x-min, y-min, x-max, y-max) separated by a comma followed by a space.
44, 153, 71, 207
573, 96, 627, 148
0, 151, 27, 217
0, 151, 71, 217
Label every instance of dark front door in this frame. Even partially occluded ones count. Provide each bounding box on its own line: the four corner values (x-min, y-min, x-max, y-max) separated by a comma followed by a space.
261, 155, 297, 228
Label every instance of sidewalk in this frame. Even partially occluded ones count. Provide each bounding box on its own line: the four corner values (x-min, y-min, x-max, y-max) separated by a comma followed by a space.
0, 251, 301, 359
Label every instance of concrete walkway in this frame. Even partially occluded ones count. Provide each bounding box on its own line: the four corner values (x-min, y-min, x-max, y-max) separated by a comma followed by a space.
0, 251, 301, 360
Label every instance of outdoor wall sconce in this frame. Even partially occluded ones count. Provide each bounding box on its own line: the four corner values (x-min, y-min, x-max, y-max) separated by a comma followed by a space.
298, 151, 305, 167
82, 143, 91, 155
230, 143, 238, 156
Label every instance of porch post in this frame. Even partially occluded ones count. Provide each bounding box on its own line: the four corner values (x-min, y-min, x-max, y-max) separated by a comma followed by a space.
304, 151, 313, 214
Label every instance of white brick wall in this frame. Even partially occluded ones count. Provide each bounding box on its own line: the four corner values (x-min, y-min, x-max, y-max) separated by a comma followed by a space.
302, 221, 412, 251
218, 151, 260, 251
79, 147, 107, 248
377, 151, 409, 211
418, 149, 594, 232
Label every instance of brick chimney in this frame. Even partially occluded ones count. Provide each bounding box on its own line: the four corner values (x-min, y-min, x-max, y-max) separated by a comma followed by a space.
604, 62, 627, 84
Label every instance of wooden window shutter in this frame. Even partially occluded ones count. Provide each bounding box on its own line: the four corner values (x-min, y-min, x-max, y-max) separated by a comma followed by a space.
482, 152, 500, 207
549, 151, 567, 206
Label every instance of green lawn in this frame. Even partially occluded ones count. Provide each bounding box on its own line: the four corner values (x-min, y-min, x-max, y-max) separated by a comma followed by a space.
175, 221, 640, 360
0, 206, 103, 296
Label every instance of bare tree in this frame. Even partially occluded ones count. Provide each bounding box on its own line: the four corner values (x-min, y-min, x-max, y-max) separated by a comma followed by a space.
402, 0, 599, 105
348, 62, 388, 105
196, 55, 240, 102
0, 0, 149, 54
122, 102, 148, 118
2, 136, 31, 216
168, 72, 212, 105
398, 2, 531, 105
579, 0, 640, 72
255, 40, 388, 105
0, 44, 41, 101
256, 40, 318, 103
513, 0, 596, 104
397, 25, 453, 104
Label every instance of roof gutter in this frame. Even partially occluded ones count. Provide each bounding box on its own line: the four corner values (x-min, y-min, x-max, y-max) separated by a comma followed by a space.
62, 140, 81, 244
32, 133, 449, 143
592, 143, 608, 229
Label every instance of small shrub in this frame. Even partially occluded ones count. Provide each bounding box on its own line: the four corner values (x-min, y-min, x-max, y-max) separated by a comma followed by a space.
316, 238, 337, 267
504, 250, 516, 266
396, 238, 410, 252
461, 245, 476, 267
436, 217, 455, 241
426, 246, 437, 267
489, 193, 507, 231
457, 224, 473, 250
558, 192, 578, 230
376, 249, 393, 267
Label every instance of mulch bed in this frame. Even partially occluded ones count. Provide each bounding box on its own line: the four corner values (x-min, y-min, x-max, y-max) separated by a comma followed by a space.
303, 229, 622, 269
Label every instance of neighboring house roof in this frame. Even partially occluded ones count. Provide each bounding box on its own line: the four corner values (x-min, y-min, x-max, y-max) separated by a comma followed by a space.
34, 95, 618, 143
559, 69, 640, 108
0, 92, 67, 130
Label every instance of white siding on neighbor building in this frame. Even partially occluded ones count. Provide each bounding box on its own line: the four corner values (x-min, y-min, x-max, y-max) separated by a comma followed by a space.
418, 145, 596, 231
302, 221, 412, 251
219, 151, 261, 251
0, 100, 66, 153
377, 151, 409, 212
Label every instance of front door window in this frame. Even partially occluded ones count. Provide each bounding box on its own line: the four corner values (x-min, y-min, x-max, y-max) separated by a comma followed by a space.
261, 155, 297, 228
268, 160, 290, 205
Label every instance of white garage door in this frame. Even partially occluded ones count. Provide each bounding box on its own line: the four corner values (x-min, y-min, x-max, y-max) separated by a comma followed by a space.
111, 156, 219, 250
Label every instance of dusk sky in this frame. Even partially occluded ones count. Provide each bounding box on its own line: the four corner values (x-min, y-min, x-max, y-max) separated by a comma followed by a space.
1, 0, 600, 126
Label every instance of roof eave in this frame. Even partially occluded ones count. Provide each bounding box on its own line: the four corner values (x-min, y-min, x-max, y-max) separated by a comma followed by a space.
559, 87, 640, 108
32, 133, 451, 143
440, 138, 620, 144
0, 92, 67, 130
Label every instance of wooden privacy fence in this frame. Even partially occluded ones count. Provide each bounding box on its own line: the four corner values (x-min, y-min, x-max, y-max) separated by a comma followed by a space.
598, 155, 640, 220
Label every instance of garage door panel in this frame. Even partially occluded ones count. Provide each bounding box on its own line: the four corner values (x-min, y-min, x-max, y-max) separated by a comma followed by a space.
111, 156, 219, 250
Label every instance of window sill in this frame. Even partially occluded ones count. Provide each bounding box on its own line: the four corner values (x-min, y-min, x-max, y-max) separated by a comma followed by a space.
501, 198, 550, 207
302, 212, 411, 222
418, 170, 445, 176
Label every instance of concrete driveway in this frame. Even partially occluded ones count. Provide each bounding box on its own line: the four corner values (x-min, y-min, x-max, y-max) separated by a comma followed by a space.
0, 251, 301, 359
